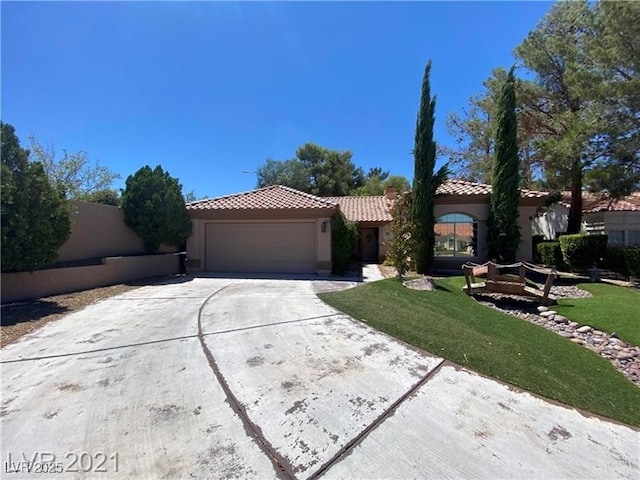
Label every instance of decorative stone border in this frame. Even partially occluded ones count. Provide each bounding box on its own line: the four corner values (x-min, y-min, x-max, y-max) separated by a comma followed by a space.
476, 286, 640, 388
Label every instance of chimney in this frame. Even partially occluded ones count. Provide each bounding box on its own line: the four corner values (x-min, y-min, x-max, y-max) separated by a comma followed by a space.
385, 185, 396, 200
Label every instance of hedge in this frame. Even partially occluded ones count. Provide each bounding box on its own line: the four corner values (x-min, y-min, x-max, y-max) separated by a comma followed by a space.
559, 234, 608, 272
625, 247, 640, 279
537, 241, 564, 269
602, 246, 629, 277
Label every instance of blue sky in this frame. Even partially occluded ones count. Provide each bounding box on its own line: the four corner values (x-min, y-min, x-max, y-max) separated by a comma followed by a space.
2, 1, 552, 199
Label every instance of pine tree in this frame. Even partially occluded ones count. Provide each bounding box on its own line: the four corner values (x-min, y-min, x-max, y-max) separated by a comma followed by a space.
487, 67, 521, 263
412, 61, 448, 273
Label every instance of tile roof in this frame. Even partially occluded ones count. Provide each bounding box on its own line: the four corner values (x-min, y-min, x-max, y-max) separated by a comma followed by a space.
187, 185, 338, 211
560, 191, 640, 213
436, 179, 548, 199
324, 195, 393, 222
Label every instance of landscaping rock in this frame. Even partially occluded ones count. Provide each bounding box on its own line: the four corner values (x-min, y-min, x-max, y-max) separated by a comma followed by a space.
576, 325, 593, 334
403, 277, 436, 291
470, 284, 640, 388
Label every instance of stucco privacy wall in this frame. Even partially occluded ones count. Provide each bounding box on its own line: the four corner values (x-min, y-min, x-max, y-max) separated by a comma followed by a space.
57, 201, 144, 262
1, 254, 180, 303
57, 201, 177, 262
186, 216, 332, 274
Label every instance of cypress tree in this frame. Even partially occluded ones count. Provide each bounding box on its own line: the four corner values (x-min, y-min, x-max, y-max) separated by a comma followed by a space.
488, 67, 521, 263
412, 61, 448, 273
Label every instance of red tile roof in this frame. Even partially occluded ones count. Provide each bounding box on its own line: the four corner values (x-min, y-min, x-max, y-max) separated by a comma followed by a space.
436, 179, 548, 199
560, 191, 640, 213
324, 195, 393, 222
187, 185, 337, 211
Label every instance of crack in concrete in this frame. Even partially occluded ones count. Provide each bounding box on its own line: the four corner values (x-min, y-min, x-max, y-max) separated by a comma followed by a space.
196, 283, 296, 480
308, 358, 447, 479
200, 313, 343, 337
1, 334, 199, 364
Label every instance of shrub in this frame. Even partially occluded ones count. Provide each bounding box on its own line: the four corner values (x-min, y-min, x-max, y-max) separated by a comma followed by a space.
1, 122, 72, 272
602, 246, 629, 277
559, 234, 608, 271
625, 247, 640, 279
537, 241, 564, 268
121, 165, 192, 253
331, 212, 357, 275
385, 191, 417, 278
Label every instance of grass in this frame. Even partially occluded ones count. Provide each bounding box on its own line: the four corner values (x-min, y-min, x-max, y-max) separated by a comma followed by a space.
318, 277, 640, 427
553, 282, 640, 346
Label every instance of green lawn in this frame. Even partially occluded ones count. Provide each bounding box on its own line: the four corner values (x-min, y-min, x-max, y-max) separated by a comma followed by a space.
318, 277, 640, 427
553, 283, 640, 346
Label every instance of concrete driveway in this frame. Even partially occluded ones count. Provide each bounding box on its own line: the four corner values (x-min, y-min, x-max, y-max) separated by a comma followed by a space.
1, 276, 638, 479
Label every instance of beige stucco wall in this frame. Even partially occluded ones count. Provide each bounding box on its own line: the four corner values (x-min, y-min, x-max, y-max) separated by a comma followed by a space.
1, 254, 180, 303
57, 201, 177, 263
186, 217, 333, 275
57, 202, 145, 261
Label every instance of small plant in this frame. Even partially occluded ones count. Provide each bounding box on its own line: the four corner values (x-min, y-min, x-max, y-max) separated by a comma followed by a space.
331, 212, 357, 275
559, 234, 608, 271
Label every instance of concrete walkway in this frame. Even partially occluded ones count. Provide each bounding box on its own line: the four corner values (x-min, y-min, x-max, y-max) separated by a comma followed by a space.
361, 263, 385, 282
1, 276, 638, 479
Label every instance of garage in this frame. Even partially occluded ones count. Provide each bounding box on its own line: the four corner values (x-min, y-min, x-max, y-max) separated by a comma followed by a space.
186, 185, 336, 275
205, 222, 316, 273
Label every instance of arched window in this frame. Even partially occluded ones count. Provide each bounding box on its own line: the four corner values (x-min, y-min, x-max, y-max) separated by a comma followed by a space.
434, 213, 478, 257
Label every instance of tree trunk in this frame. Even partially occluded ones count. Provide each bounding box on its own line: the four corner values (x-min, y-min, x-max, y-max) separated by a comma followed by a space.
566, 161, 583, 234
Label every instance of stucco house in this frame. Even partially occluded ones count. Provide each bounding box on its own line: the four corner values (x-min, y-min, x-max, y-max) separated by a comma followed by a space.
186, 180, 548, 274
533, 191, 640, 246
186, 185, 336, 275
328, 180, 547, 269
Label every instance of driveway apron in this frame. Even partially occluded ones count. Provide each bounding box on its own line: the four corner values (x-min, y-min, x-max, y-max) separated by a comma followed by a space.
1, 276, 638, 479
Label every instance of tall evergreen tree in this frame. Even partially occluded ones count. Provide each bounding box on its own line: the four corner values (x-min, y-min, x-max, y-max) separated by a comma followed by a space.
412, 61, 448, 273
487, 67, 521, 263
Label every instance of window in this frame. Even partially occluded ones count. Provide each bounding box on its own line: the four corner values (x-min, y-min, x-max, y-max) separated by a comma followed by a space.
434, 213, 477, 257
608, 230, 625, 246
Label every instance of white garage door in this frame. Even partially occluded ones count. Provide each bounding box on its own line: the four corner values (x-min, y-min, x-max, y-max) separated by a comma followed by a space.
205, 222, 316, 273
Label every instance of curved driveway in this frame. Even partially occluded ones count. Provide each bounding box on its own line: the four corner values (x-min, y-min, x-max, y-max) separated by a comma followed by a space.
1, 276, 638, 479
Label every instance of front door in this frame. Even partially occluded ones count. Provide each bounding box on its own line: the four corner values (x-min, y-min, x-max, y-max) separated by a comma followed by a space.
361, 228, 378, 262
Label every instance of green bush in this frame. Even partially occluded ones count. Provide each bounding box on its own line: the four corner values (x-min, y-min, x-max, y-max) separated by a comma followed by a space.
625, 247, 640, 279
603, 246, 629, 277
331, 212, 357, 275
537, 241, 564, 268
1, 122, 72, 272
121, 165, 192, 253
559, 234, 608, 271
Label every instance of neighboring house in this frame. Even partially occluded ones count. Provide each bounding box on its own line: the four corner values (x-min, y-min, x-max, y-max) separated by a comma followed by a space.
533, 192, 640, 246
186, 180, 548, 275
